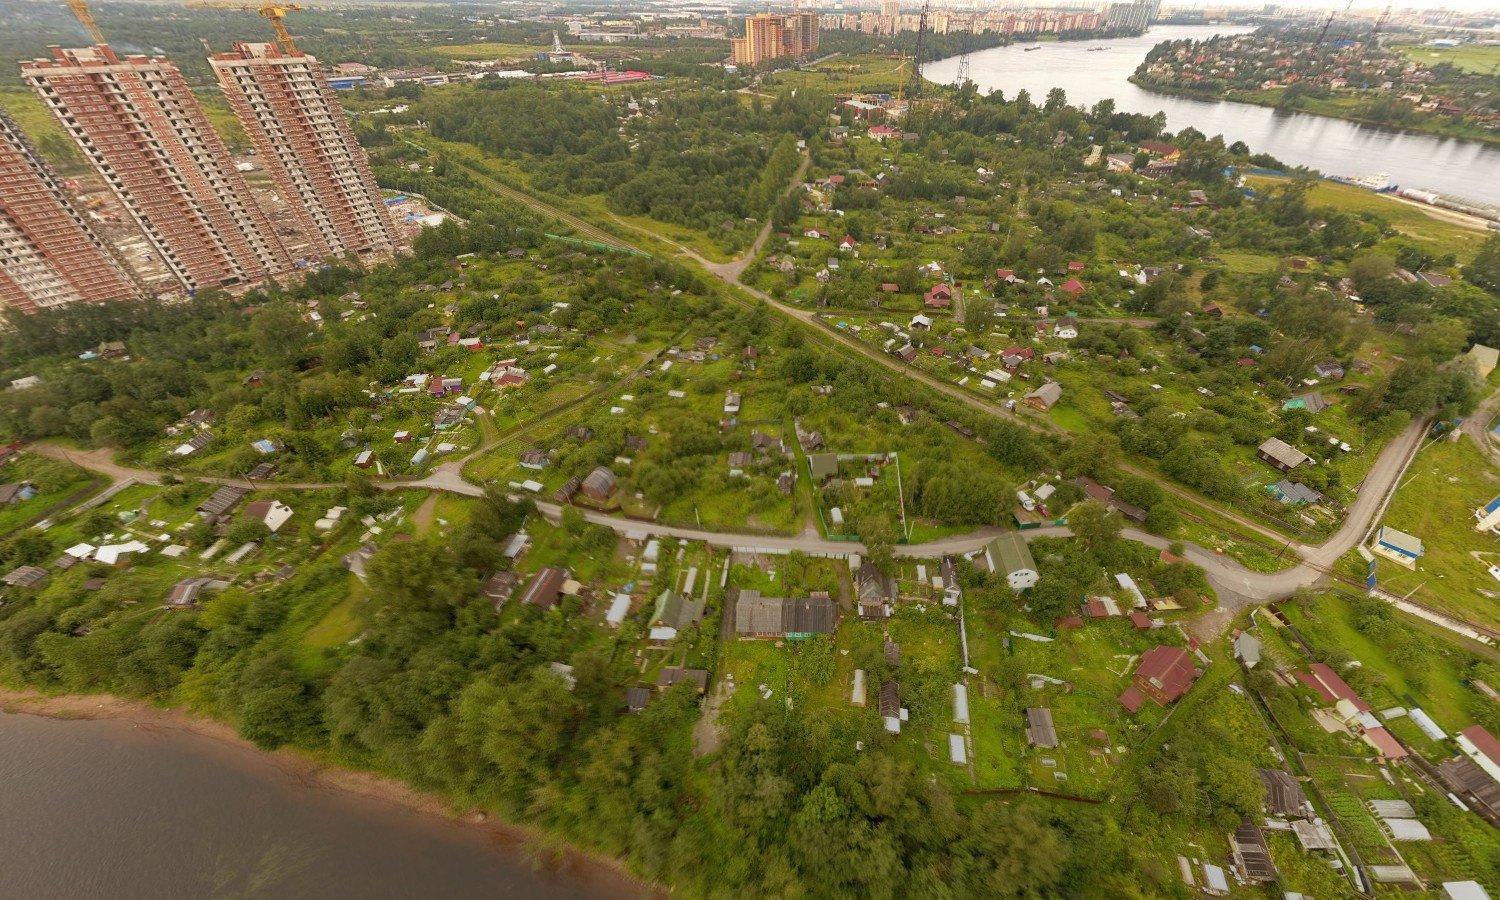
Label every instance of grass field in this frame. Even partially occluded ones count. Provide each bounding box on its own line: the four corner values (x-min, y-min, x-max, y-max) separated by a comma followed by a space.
786, 54, 914, 94
0, 457, 95, 538
1248, 175, 1489, 253
432, 42, 554, 60
1375, 436, 1500, 633
573, 194, 747, 263
1281, 591, 1481, 732
1219, 250, 1281, 275
1392, 42, 1500, 75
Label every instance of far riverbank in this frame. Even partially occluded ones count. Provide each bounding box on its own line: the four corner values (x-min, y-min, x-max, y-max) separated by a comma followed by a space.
0, 687, 660, 900
1128, 76, 1500, 149
923, 26, 1500, 205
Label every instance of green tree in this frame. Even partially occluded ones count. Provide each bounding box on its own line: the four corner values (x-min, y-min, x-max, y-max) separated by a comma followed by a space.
1467, 233, 1500, 294
955, 803, 1068, 897
1069, 500, 1122, 551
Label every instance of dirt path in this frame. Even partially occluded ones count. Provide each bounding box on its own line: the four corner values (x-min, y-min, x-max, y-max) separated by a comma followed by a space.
692, 679, 732, 757
29, 445, 162, 485
1461, 379, 1500, 464
411, 491, 440, 536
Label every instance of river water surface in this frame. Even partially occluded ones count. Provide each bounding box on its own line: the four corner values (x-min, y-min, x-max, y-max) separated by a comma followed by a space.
924, 25, 1500, 206
0, 709, 645, 899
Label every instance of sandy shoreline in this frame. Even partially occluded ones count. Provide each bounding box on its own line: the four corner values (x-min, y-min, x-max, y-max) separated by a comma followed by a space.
0, 687, 661, 899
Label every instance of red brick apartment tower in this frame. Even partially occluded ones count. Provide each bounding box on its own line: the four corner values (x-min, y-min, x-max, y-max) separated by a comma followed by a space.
211, 42, 403, 262
20, 46, 290, 294
0, 108, 139, 313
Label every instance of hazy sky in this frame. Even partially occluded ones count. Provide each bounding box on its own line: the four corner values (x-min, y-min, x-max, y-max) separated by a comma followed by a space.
1162, 1, 1498, 13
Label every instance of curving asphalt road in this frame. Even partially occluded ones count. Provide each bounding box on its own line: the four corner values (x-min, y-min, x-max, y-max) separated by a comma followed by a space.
27, 394, 1464, 642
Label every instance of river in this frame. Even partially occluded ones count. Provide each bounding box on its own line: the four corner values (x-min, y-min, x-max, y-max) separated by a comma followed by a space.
0, 708, 644, 899
923, 25, 1500, 207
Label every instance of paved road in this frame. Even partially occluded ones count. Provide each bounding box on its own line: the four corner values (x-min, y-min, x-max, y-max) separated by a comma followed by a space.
30, 415, 1481, 644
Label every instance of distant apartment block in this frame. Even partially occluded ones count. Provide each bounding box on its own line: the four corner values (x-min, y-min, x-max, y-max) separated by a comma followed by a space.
731, 12, 818, 67
211, 42, 403, 262
21, 45, 290, 293
0, 109, 138, 313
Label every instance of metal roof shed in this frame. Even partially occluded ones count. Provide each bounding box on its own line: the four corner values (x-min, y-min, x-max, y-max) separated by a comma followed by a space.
1443, 881, 1492, 900
1026, 708, 1059, 749
1369, 865, 1417, 884
948, 734, 967, 765
1408, 707, 1447, 741
953, 683, 970, 724
1201, 863, 1229, 896
1369, 799, 1415, 819
605, 593, 631, 627
1383, 818, 1432, 842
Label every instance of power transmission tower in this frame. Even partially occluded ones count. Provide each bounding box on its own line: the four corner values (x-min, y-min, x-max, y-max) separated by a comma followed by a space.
955, 52, 970, 90
908, 0, 929, 100
1316, 10, 1336, 44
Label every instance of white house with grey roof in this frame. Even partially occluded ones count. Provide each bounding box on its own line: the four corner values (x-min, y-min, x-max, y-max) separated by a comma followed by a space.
1373, 526, 1424, 569
983, 533, 1037, 590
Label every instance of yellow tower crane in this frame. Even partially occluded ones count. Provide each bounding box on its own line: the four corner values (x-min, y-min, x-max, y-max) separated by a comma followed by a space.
65, 0, 108, 44
185, 1, 305, 55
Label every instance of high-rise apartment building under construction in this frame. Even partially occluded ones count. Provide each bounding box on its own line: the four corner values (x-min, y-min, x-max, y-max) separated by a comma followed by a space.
0, 108, 139, 314
211, 41, 403, 263
20, 45, 290, 294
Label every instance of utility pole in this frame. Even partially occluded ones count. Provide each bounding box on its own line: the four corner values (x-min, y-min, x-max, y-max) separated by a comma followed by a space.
893, 452, 909, 541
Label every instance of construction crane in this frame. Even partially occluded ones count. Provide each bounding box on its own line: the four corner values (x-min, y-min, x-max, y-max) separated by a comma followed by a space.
185, 1, 304, 54
65, 0, 107, 44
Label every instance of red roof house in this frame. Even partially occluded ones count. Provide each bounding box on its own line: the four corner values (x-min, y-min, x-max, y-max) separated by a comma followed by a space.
924, 284, 953, 308
1460, 725, 1500, 770
1121, 645, 1199, 710
1299, 662, 1370, 712
1363, 727, 1408, 759
1059, 278, 1085, 298
1119, 685, 1147, 713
